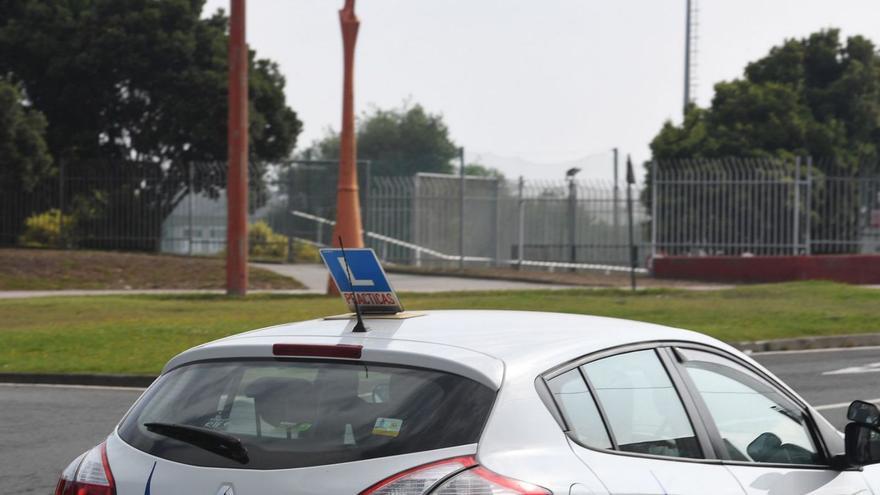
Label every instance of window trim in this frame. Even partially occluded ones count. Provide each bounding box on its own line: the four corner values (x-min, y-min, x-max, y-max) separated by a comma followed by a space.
541, 342, 713, 464
539, 340, 840, 470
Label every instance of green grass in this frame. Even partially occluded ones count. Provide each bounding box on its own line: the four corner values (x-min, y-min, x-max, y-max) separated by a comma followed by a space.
2, 281, 879, 375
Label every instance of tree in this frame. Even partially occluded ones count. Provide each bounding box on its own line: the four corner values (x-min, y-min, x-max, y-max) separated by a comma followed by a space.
647, 29, 880, 254
0, 79, 53, 243
651, 29, 880, 172
303, 102, 459, 176
463, 163, 505, 180
0, 0, 302, 249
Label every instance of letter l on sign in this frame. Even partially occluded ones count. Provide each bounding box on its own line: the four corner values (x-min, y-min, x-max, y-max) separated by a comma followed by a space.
336, 257, 374, 287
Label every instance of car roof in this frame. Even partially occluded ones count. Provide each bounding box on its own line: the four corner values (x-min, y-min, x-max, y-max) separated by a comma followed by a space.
167, 310, 728, 384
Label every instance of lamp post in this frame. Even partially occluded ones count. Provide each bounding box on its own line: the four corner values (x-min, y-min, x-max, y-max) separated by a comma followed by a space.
328, 0, 365, 294
226, 0, 248, 296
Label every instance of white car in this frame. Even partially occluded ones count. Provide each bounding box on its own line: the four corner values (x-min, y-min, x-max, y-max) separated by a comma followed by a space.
55, 310, 880, 495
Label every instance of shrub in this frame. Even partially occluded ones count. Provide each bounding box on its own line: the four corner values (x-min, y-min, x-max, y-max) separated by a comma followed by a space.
18, 209, 75, 247
293, 240, 320, 263
248, 221, 288, 260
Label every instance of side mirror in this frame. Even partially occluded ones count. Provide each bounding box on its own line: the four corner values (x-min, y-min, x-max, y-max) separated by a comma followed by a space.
844, 401, 880, 467
848, 400, 880, 425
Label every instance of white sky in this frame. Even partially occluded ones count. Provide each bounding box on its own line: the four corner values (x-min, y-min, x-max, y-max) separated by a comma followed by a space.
203, 0, 880, 180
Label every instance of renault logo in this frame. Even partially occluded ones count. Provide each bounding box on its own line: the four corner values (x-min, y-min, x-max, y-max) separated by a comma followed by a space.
216, 484, 234, 495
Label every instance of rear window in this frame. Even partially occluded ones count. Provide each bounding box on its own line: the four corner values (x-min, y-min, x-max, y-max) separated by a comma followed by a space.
118, 359, 496, 469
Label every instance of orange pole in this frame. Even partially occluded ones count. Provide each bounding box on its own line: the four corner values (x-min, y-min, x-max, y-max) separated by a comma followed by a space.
328, 0, 365, 294
227, 0, 249, 295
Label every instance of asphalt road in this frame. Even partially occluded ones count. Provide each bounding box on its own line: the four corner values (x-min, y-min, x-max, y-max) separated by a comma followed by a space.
2, 346, 879, 493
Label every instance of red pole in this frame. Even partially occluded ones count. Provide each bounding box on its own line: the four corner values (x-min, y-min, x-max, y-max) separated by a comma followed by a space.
227, 0, 249, 295
328, 0, 365, 294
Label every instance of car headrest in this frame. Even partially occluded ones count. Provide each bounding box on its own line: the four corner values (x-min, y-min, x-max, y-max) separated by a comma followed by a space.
747, 432, 782, 462
314, 367, 361, 410
245, 377, 316, 428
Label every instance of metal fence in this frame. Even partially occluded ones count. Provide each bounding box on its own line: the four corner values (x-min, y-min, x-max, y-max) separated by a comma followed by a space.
651, 158, 880, 257
2, 161, 283, 256
7, 156, 876, 272
1, 160, 648, 271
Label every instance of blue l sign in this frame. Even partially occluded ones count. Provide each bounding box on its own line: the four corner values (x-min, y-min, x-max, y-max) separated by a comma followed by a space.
320, 248, 403, 314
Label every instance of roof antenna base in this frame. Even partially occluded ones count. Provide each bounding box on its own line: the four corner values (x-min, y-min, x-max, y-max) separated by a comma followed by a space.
337, 236, 368, 333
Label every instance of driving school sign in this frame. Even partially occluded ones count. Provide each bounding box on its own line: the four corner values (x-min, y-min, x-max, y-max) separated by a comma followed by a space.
319, 248, 404, 315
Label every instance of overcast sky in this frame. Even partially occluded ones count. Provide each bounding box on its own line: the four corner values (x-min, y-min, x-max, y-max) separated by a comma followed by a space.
203, 0, 880, 180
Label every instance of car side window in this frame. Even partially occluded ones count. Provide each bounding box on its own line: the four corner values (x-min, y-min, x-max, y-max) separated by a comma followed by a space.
678, 348, 822, 465
547, 369, 612, 449
581, 349, 703, 459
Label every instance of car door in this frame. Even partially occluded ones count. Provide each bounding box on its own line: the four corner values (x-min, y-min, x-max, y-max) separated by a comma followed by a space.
544, 347, 744, 495
670, 346, 873, 495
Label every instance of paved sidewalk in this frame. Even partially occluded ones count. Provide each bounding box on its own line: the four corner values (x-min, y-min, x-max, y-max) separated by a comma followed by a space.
253, 263, 571, 293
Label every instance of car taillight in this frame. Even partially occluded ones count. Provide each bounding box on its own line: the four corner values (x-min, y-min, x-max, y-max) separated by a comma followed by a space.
360, 456, 477, 495
54, 442, 116, 495
359, 456, 550, 495
432, 466, 550, 494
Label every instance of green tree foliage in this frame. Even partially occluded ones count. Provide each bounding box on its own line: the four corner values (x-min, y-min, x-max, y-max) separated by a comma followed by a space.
305, 102, 459, 176
648, 30, 880, 255
0, 0, 302, 249
463, 163, 505, 180
0, 79, 54, 241
651, 29, 880, 173
0, 79, 52, 191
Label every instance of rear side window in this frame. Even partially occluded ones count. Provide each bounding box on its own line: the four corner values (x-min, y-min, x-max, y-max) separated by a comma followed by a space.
547, 369, 612, 449
119, 359, 496, 469
581, 350, 702, 459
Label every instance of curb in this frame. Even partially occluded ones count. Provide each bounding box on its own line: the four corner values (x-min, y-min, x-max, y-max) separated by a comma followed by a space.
735, 333, 880, 353
0, 373, 156, 388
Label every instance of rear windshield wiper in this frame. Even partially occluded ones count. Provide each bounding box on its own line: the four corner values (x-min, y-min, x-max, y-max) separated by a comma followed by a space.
144, 422, 250, 464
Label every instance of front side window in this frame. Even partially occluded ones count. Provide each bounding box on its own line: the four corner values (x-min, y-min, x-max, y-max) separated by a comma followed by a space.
581, 349, 702, 459
678, 348, 821, 465
119, 359, 495, 469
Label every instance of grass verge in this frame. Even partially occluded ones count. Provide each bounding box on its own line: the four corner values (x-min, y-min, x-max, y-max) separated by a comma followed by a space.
0, 248, 303, 290
1, 281, 878, 375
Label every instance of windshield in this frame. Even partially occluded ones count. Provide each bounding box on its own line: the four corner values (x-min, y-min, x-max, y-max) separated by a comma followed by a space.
118, 359, 496, 469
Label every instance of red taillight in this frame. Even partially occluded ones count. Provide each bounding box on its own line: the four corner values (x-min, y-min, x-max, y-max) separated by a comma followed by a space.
360, 456, 477, 495
359, 456, 550, 495
272, 343, 363, 359
432, 466, 551, 494
55, 442, 116, 495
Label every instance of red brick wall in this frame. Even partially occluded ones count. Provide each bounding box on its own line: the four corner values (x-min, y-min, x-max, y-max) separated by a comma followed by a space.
652, 255, 880, 284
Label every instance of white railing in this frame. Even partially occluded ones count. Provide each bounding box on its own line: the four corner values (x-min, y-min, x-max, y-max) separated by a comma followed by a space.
291, 210, 648, 274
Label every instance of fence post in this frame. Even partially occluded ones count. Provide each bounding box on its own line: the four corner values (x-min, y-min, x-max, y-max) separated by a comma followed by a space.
793, 157, 801, 255
188, 162, 195, 256
458, 147, 465, 270
413, 173, 421, 267
613, 148, 619, 232
493, 177, 501, 266
286, 166, 296, 263
805, 156, 812, 255
650, 160, 658, 260
362, 160, 371, 236
568, 177, 577, 268
517, 176, 525, 270
58, 158, 65, 249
